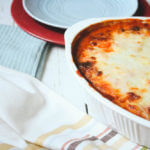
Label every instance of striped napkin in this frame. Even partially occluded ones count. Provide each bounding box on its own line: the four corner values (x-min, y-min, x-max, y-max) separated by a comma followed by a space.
0, 66, 148, 150
0, 25, 49, 79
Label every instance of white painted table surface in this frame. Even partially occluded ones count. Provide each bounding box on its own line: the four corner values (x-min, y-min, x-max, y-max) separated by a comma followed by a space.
0, 0, 98, 119
3, 0, 150, 123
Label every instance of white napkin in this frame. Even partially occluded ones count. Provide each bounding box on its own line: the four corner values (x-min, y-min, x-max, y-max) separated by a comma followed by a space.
0, 66, 145, 150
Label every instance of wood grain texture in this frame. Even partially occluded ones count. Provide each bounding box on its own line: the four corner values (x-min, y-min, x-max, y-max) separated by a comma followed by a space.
0, 0, 120, 120
0, 0, 93, 113
0, 0, 15, 26
0, 0, 116, 120
41, 45, 95, 113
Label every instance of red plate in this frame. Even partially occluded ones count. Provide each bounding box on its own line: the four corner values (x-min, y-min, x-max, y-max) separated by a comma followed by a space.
134, 0, 150, 16
11, 0, 65, 45
11, 0, 150, 46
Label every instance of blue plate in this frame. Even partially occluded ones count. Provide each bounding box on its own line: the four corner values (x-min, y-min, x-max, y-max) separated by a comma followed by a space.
23, 0, 138, 29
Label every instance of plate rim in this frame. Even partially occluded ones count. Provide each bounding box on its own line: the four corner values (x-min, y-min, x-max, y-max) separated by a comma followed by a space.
11, 0, 65, 45
22, 0, 138, 29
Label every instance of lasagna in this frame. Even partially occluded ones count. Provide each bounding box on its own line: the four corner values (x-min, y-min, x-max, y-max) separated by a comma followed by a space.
72, 19, 150, 120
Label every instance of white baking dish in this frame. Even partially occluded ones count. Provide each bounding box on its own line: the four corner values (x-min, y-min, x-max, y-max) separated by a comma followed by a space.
65, 17, 150, 147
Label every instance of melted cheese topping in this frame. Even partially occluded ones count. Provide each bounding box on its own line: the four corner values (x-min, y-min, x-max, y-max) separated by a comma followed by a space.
73, 19, 150, 120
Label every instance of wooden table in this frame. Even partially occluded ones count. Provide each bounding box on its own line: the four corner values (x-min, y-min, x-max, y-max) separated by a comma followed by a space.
3, 0, 150, 123
0, 0, 98, 120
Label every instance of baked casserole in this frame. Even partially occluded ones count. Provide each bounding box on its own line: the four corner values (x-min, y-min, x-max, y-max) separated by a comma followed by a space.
72, 19, 150, 120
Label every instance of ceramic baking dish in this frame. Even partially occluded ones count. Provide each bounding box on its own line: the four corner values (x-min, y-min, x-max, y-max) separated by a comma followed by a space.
65, 17, 150, 147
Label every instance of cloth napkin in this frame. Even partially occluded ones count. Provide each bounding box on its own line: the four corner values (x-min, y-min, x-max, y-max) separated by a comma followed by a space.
0, 66, 147, 150
0, 25, 49, 79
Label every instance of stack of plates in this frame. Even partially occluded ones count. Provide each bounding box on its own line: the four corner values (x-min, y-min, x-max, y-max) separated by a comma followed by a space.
11, 0, 149, 45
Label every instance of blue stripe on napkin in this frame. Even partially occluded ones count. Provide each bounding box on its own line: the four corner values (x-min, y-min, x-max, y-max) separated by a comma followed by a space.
0, 25, 49, 79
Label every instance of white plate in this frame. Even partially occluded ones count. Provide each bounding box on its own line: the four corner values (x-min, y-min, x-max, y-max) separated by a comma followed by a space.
23, 0, 138, 29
